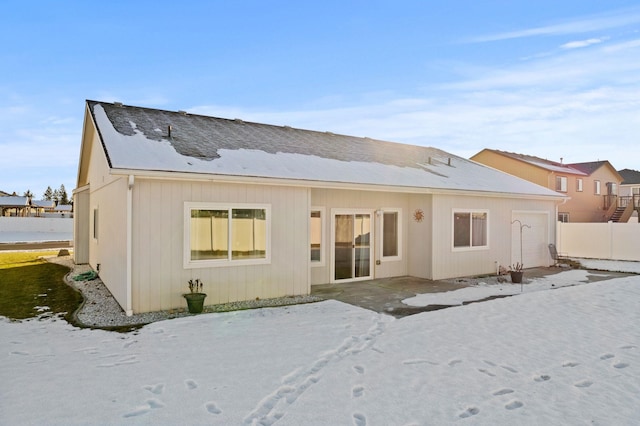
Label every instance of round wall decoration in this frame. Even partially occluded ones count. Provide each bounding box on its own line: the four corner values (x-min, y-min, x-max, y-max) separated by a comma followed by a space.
413, 208, 424, 222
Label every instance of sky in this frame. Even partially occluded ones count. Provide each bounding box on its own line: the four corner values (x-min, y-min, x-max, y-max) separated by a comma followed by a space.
1, 0, 640, 199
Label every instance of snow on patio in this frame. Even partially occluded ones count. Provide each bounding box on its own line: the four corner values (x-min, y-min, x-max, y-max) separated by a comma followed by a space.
1, 269, 639, 425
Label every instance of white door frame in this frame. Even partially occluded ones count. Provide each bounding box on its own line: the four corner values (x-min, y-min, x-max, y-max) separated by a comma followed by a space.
330, 208, 375, 283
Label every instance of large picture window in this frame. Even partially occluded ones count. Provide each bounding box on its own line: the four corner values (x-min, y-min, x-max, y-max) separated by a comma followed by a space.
185, 203, 270, 268
453, 210, 488, 249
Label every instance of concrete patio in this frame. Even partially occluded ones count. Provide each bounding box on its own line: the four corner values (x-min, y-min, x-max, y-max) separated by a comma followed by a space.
311, 266, 633, 318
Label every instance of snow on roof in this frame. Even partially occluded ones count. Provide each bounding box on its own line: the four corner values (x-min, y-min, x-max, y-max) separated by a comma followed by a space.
89, 101, 562, 198
54, 204, 73, 212
0, 196, 28, 207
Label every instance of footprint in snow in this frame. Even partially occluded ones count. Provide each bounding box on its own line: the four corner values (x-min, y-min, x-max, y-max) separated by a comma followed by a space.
352, 386, 364, 398
448, 359, 462, 367
562, 361, 579, 368
478, 368, 495, 377
505, 400, 523, 410
613, 362, 629, 369
353, 413, 367, 426
353, 365, 365, 374
600, 353, 614, 360
574, 380, 593, 388
143, 384, 164, 395
534, 375, 551, 382
492, 388, 514, 396
501, 365, 518, 373
205, 402, 222, 414
620, 345, 637, 350
185, 379, 198, 390
459, 407, 480, 418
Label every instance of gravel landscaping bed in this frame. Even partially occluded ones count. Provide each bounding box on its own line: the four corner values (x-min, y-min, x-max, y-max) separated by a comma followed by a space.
46, 256, 323, 329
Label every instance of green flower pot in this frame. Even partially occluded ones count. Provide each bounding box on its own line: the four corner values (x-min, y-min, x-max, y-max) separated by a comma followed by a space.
183, 293, 207, 314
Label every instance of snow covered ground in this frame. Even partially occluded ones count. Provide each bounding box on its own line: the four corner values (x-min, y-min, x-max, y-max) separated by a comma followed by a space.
1, 267, 639, 425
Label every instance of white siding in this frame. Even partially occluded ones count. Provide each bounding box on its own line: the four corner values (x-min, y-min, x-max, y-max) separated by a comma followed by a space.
131, 179, 310, 313
310, 189, 410, 284
430, 194, 556, 280
511, 211, 550, 268
408, 194, 433, 279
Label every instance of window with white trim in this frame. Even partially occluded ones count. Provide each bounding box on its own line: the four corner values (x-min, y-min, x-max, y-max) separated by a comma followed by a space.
555, 176, 567, 192
381, 209, 401, 260
310, 208, 325, 265
185, 203, 270, 267
453, 210, 488, 249
594, 180, 601, 195
558, 212, 569, 223
576, 178, 583, 192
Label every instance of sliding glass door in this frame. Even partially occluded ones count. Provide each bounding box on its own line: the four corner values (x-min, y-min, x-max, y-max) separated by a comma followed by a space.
333, 212, 372, 281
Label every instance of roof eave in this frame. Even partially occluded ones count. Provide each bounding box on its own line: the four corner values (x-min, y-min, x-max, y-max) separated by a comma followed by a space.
109, 168, 566, 201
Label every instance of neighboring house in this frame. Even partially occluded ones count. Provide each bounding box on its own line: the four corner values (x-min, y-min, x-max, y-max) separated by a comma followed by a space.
618, 169, 640, 222
74, 101, 565, 315
471, 149, 625, 223
0, 196, 30, 217
0, 190, 10, 197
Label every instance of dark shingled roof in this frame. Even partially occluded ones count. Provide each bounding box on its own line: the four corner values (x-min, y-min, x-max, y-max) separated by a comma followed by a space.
567, 161, 609, 176
89, 100, 441, 170
618, 168, 640, 185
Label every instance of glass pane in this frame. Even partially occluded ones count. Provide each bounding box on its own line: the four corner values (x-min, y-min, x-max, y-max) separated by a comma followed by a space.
310, 211, 321, 262
383, 212, 398, 257
471, 212, 487, 247
354, 214, 371, 278
232, 209, 266, 260
191, 209, 228, 260
334, 214, 353, 280
453, 212, 470, 247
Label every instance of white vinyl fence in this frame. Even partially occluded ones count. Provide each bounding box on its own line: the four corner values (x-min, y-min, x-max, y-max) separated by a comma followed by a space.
0, 217, 73, 243
557, 221, 640, 262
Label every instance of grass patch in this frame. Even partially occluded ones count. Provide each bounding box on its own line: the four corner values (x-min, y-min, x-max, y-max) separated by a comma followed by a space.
0, 251, 83, 322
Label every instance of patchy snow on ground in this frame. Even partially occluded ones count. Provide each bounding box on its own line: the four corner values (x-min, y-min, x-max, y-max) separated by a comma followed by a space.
1, 270, 639, 425
576, 258, 640, 274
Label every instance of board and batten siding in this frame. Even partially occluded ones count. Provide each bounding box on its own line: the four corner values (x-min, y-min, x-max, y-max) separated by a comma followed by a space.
430, 194, 556, 280
131, 179, 310, 313
310, 188, 410, 285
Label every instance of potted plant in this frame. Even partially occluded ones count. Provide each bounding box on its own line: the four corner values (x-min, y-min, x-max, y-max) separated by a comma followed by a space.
509, 262, 524, 284
183, 279, 207, 314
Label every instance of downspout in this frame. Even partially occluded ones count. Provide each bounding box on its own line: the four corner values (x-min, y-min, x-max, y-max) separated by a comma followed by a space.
126, 175, 134, 316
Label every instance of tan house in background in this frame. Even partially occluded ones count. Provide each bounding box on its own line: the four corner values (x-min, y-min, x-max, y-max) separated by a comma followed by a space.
471, 149, 627, 223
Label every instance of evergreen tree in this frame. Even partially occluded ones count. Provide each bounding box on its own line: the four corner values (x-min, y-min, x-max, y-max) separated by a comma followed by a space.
23, 190, 33, 199
43, 186, 53, 201
58, 184, 69, 205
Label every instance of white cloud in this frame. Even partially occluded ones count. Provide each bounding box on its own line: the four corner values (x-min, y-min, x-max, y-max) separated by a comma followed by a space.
469, 7, 640, 43
560, 37, 607, 49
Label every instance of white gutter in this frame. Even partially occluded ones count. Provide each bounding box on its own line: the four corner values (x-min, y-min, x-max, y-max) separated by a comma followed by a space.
125, 175, 134, 316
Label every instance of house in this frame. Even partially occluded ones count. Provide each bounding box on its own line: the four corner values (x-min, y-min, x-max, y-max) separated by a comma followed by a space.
0, 196, 30, 217
471, 149, 625, 222
74, 101, 565, 315
618, 169, 640, 222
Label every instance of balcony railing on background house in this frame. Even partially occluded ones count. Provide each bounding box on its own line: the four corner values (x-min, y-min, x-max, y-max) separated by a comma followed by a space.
604, 194, 640, 223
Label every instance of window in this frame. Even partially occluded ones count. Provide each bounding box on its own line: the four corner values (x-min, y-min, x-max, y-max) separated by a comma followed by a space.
310, 208, 325, 265
576, 178, 583, 192
93, 208, 99, 240
555, 176, 568, 192
185, 203, 270, 268
594, 180, 601, 195
606, 182, 617, 196
633, 187, 640, 196
381, 209, 401, 260
453, 210, 488, 249
558, 212, 569, 223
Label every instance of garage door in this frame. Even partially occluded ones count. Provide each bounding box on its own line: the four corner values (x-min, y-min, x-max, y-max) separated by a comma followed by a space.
511, 212, 549, 268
